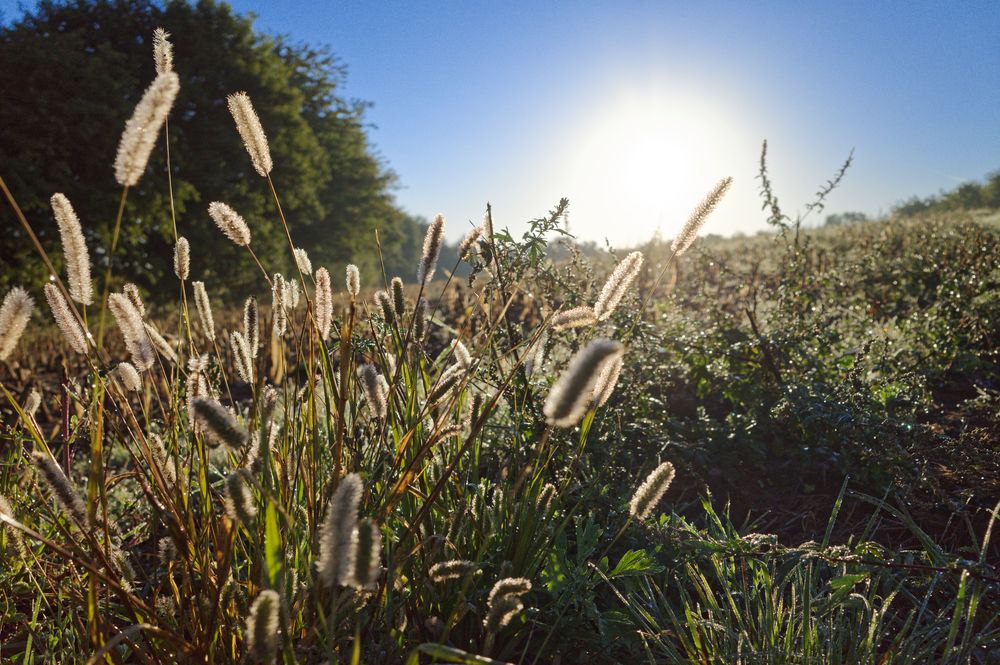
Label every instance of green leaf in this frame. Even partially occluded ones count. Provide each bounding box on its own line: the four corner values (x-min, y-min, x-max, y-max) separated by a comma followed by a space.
264, 501, 282, 587
828, 573, 868, 590
609, 549, 664, 578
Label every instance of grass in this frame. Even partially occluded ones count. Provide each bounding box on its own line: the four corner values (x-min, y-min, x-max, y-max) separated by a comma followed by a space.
2, 37, 1000, 665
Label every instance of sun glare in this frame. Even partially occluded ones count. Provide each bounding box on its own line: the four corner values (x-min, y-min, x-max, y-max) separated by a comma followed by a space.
563, 89, 745, 246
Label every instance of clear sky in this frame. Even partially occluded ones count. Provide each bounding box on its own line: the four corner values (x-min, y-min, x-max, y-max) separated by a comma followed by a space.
5, 1, 999, 245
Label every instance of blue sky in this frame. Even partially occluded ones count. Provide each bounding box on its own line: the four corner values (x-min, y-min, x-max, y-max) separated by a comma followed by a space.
5, 1, 999, 244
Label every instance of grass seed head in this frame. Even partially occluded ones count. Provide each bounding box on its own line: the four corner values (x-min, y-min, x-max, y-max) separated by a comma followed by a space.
271, 273, 287, 337
343, 518, 381, 589
314, 268, 333, 340
192, 281, 215, 341
31, 451, 88, 528
225, 469, 257, 525
192, 398, 248, 450
152, 27, 173, 75
144, 322, 177, 364
243, 296, 259, 357
246, 589, 280, 663
390, 276, 405, 317
123, 283, 146, 319
0, 287, 34, 361
671, 177, 733, 256
43, 284, 88, 355
208, 201, 251, 247
550, 306, 597, 331
429, 560, 480, 582
293, 247, 312, 275
543, 339, 624, 428
488, 577, 532, 606
375, 290, 395, 327
629, 461, 676, 521
174, 236, 190, 281
114, 72, 179, 187
484, 593, 524, 634
227, 92, 273, 177
413, 297, 428, 342
318, 473, 362, 587
417, 214, 445, 284
108, 292, 154, 370
593, 251, 644, 321
232, 330, 254, 384
346, 264, 360, 298
114, 361, 142, 392
458, 225, 483, 259
592, 354, 624, 407
50, 193, 93, 305
357, 364, 388, 419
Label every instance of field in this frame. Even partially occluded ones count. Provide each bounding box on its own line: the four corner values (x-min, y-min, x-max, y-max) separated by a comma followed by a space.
2, 41, 1000, 665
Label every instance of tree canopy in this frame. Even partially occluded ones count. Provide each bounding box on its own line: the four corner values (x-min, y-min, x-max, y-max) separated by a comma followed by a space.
0, 0, 426, 298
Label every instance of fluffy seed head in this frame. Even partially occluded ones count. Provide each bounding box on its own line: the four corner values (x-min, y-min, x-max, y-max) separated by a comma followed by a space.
192, 281, 215, 341
592, 355, 624, 407
0, 493, 28, 559
536, 483, 557, 515
593, 251, 644, 321
123, 283, 146, 319
375, 290, 395, 326
207, 202, 251, 247
24, 390, 41, 418
246, 590, 280, 663
357, 364, 387, 419
191, 398, 248, 450
144, 323, 177, 363
544, 339, 624, 427
152, 27, 173, 75
488, 577, 532, 606
149, 433, 176, 485
231, 331, 254, 384
243, 296, 259, 358
227, 92, 272, 177
550, 306, 597, 331
451, 339, 473, 370
672, 177, 733, 256
0, 287, 34, 361
458, 226, 482, 259
342, 519, 381, 589
629, 461, 676, 520
31, 451, 88, 528
43, 284, 88, 354
174, 237, 190, 281
114, 361, 142, 392
412, 297, 428, 343
484, 594, 524, 633
50, 194, 93, 305
318, 473, 362, 587
417, 214, 445, 284
271, 274, 287, 337
114, 72, 180, 187
346, 264, 360, 298
225, 469, 257, 524
429, 560, 479, 582
108, 293, 154, 371
313, 268, 333, 340
293, 248, 312, 275
390, 277, 405, 317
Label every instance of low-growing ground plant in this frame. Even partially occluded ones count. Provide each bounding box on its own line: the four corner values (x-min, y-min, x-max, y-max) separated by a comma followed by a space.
1, 28, 998, 665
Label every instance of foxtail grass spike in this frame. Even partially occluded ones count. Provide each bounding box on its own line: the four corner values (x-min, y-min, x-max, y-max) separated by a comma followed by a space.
592, 354, 623, 407
232, 330, 254, 384
488, 577, 532, 606
246, 589, 280, 663
390, 277, 405, 317
174, 236, 190, 281
629, 461, 675, 520
50, 194, 93, 305
484, 594, 524, 633
227, 92, 273, 177
31, 451, 88, 528
314, 268, 333, 340
123, 283, 146, 319
293, 248, 312, 275
417, 214, 445, 284
357, 364, 387, 419
551, 306, 597, 331
458, 226, 482, 259
672, 177, 733, 256
543, 339, 623, 427
114, 361, 142, 392
451, 339, 473, 369
346, 264, 360, 298
271, 273, 287, 337
593, 251, 644, 321
343, 519, 381, 589
144, 322, 177, 363
114, 72, 180, 187
192, 281, 215, 341
0, 287, 34, 361
108, 292, 155, 370
243, 296, 259, 357
225, 469, 257, 524
152, 27, 173, 75
149, 433, 176, 484
413, 297, 428, 342
429, 560, 480, 582
24, 390, 41, 418
192, 398, 248, 450
208, 201, 251, 247
43, 284, 88, 354
375, 290, 395, 327
318, 473, 362, 587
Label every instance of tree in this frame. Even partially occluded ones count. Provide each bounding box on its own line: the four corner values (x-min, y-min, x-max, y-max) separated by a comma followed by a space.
0, 0, 421, 298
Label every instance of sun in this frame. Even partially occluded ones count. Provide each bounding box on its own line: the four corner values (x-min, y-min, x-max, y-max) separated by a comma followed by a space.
561, 87, 743, 246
